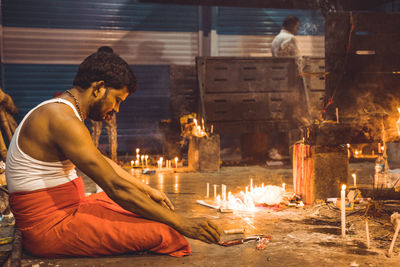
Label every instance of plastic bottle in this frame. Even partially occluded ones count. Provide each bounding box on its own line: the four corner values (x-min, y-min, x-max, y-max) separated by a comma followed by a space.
374, 153, 386, 188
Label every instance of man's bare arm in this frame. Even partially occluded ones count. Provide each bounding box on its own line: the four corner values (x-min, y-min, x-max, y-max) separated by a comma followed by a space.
50, 111, 220, 243
102, 156, 174, 210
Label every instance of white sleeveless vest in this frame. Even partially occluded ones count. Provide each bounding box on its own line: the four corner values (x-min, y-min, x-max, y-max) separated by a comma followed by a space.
6, 98, 82, 193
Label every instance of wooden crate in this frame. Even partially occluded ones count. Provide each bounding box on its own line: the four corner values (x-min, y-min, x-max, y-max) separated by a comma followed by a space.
197, 56, 301, 134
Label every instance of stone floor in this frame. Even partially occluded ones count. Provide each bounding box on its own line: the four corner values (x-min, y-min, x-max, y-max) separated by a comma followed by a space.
4, 162, 400, 267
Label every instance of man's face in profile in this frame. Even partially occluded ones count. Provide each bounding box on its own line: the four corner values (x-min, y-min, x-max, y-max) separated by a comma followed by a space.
89, 86, 129, 121
293, 22, 300, 35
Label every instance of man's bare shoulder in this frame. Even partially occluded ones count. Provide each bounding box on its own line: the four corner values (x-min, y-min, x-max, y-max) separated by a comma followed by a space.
43, 102, 89, 140
18, 101, 87, 162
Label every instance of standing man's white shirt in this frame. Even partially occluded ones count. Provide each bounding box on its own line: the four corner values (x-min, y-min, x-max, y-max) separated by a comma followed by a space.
271, 29, 300, 57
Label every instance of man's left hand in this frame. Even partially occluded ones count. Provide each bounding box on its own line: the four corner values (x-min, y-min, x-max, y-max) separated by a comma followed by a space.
147, 188, 174, 211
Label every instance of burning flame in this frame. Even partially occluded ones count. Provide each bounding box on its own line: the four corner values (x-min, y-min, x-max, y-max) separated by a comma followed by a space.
192, 118, 207, 137
214, 184, 286, 211
397, 108, 400, 136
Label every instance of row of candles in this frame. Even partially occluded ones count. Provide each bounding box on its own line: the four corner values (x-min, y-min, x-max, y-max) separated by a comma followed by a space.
205, 178, 267, 199
131, 148, 179, 169
348, 143, 385, 159
203, 177, 357, 239
204, 178, 287, 211
200, 176, 361, 240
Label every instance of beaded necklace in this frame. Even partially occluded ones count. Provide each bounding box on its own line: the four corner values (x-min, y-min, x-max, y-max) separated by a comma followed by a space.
65, 90, 83, 120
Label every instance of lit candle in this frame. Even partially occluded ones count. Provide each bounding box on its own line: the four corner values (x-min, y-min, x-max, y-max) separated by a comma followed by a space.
336, 107, 339, 123
145, 155, 149, 168
135, 159, 139, 167
130, 160, 134, 168
346, 144, 350, 158
221, 184, 226, 201
245, 186, 248, 194
214, 184, 217, 198
282, 183, 286, 190
352, 173, 357, 188
388, 221, 400, 257
341, 184, 346, 238
136, 148, 140, 160
174, 157, 178, 168
365, 219, 370, 249
160, 157, 163, 169
141, 155, 144, 167
250, 178, 253, 191
206, 183, 210, 198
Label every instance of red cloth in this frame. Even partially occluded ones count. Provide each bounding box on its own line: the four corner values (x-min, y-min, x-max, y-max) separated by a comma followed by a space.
9, 177, 191, 257
292, 144, 314, 204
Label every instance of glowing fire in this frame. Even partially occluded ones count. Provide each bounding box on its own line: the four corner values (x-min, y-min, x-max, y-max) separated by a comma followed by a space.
397, 107, 400, 136
192, 118, 207, 137
214, 184, 286, 211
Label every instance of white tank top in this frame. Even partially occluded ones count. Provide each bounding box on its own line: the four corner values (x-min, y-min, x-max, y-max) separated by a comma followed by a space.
6, 98, 82, 193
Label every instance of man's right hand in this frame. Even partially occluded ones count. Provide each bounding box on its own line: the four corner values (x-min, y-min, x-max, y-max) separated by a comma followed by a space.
177, 218, 221, 244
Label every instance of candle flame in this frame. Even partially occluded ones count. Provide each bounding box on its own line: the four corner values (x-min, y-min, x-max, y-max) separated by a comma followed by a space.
342, 184, 346, 190
346, 144, 350, 148
397, 108, 400, 136
190, 116, 208, 137
352, 173, 356, 179
136, 148, 139, 154
212, 184, 286, 212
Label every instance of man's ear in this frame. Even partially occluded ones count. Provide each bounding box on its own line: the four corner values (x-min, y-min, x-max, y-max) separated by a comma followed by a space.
92, 81, 106, 97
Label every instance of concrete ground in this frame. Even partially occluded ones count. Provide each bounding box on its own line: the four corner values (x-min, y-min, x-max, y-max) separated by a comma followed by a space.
3, 162, 400, 267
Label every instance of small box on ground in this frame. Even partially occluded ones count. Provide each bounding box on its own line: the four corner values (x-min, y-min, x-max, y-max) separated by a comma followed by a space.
188, 134, 220, 172
293, 143, 348, 204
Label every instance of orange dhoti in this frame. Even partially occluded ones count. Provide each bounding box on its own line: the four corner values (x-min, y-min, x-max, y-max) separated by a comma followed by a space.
9, 177, 191, 257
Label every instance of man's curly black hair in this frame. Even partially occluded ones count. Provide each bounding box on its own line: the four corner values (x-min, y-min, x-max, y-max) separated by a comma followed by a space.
73, 47, 137, 94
